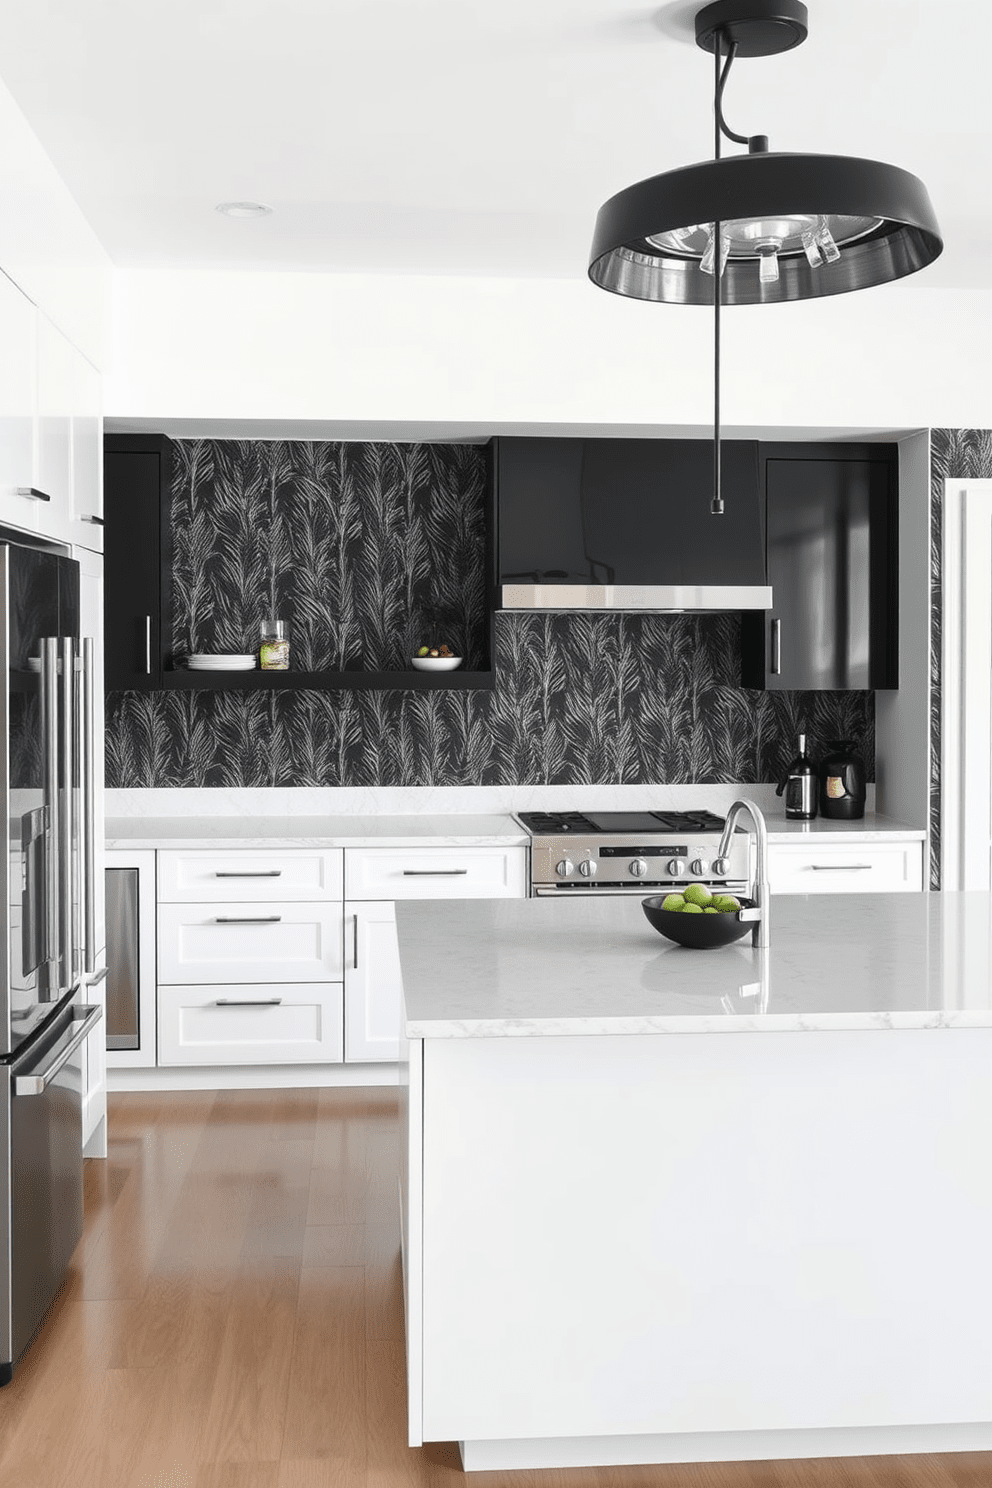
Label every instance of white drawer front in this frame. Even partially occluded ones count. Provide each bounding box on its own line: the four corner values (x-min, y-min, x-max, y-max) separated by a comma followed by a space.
344, 846, 527, 900
157, 849, 343, 902
158, 902, 343, 983
769, 841, 924, 894
158, 982, 343, 1066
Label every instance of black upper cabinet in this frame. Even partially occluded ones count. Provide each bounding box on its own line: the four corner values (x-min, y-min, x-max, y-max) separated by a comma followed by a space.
102, 434, 496, 692
496, 437, 766, 588
741, 444, 899, 691
104, 435, 168, 690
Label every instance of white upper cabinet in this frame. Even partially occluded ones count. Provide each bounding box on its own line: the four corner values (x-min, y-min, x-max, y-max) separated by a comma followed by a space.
0, 270, 39, 535
0, 305, 106, 553
68, 348, 103, 550
34, 310, 73, 525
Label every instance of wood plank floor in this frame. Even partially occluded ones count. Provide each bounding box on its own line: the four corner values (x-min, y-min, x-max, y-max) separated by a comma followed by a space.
0, 1087, 989, 1488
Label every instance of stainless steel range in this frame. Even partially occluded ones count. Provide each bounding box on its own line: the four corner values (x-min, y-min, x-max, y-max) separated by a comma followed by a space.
516, 810, 751, 897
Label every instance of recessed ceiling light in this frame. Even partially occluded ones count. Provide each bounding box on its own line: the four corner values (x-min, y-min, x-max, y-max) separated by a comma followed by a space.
215, 201, 273, 218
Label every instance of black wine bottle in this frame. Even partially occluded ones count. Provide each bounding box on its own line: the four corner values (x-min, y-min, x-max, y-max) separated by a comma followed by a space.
775, 732, 817, 820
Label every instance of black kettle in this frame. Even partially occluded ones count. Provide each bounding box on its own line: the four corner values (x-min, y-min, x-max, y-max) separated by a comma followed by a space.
818, 740, 866, 821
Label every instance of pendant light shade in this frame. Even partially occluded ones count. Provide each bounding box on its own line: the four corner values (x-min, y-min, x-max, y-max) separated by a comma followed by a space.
588, 0, 942, 304
586, 0, 943, 516
590, 152, 942, 305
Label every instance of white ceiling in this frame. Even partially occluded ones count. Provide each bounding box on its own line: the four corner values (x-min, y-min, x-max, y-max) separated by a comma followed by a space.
0, 0, 986, 285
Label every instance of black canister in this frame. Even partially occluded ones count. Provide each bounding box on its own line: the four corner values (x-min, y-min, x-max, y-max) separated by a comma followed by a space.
818, 739, 866, 820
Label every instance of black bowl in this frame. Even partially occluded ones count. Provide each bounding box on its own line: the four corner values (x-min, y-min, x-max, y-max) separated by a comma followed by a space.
641, 895, 756, 949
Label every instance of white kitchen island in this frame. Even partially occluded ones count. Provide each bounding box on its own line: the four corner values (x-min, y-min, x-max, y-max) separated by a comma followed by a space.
396, 892, 992, 1472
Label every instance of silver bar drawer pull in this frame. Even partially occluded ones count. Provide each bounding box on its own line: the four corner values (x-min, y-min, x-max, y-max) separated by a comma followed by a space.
80, 514, 104, 525
213, 915, 282, 924
770, 617, 782, 676
215, 997, 283, 1007
401, 869, 470, 876
808, 864, 872, 871
16, 486, 51, 502
214, 870, 283, 878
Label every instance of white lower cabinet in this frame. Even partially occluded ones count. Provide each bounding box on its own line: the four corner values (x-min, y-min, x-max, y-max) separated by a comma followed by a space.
345, 845, 527, 900
343, 844, 527, 1065
344, 900, 403, 1063
158, 982, 344, 1066
136, 843, 525, 1076
158, 901, 343, 985
768, 840, 925, 894
155, 848, 346, 1070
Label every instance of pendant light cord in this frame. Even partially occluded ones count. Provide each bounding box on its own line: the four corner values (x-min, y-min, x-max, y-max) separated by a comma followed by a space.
711, 34, 726, 514
716, 42, 750, 148
710, 29, 769, 516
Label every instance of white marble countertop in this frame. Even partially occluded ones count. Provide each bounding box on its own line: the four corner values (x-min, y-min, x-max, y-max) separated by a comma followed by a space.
764, 811, 925, 842
396, 891, 987, 1038
104, 813, 529, 850
104, 807, 923, 851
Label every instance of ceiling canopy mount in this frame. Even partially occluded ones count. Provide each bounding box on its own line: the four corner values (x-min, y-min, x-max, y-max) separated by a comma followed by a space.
694, 0, 809, 59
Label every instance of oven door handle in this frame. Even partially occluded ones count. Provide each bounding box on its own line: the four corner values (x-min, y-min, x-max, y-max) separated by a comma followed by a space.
14, 1005, 102, 1096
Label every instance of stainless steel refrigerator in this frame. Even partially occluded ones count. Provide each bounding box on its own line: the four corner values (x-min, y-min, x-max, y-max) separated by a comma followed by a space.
0, 534, 101, 1385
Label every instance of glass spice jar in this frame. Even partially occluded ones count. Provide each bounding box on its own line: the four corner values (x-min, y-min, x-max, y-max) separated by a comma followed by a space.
259, 619, 290, 671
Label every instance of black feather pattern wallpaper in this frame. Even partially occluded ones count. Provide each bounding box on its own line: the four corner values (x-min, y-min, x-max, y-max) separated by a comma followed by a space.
929, 428, 992, 889
105, 438, 875, 791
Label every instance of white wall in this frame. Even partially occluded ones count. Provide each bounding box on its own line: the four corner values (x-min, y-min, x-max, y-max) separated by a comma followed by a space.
0, 77, 111, 368
106, 267, 992, 434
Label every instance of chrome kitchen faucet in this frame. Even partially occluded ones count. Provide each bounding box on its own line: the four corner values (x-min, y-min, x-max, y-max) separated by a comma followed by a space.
715, 799, 770, 949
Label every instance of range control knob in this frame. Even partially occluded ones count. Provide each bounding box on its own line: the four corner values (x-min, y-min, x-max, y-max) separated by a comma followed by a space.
667, 859, 686, 877
629, 857, 649, 878
712, 856, 730, 876
691, 858, 708, 876
578, 859, 598, 878
555, 858, 575, 878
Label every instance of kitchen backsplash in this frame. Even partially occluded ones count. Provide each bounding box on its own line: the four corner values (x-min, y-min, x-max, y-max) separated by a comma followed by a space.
169, 438, 488, 669
105, 438, 874, 789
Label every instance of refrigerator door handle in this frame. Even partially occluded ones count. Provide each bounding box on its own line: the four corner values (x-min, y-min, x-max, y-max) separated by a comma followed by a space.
79, 639, 96, 975
40, 638, 60, 987
58, 637, 74, 992
14, 1004, 102, 1095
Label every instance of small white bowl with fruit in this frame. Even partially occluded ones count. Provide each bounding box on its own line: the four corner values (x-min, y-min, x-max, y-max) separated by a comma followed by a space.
641, 883, 755, 948
411, 644, 462, 672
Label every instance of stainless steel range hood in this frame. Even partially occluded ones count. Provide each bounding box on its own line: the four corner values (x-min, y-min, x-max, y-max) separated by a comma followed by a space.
495, 437, 772, 614
501, 583, 773, 612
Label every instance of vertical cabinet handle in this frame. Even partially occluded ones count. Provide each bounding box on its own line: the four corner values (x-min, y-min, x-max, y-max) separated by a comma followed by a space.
770, 617, 782, 676
144, 616, 152, 675
353, 915, 359, 970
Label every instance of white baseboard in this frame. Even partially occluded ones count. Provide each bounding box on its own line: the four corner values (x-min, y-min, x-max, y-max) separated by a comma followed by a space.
459, 1422, 992, 1472
108, 1062, 398, 1092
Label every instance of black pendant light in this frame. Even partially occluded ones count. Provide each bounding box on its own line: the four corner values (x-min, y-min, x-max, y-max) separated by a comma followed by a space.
588, 0, 942, 512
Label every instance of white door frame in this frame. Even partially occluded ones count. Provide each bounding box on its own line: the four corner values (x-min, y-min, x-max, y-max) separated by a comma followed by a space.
941, 479, 992, 890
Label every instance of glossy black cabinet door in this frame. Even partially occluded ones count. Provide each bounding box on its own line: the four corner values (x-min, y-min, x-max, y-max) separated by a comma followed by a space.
497, 438, 766, 587
742, 447, 898, 690
104, 438, 166, 690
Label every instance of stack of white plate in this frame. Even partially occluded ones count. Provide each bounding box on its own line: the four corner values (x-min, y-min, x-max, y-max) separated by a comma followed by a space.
187, 653, 256, 671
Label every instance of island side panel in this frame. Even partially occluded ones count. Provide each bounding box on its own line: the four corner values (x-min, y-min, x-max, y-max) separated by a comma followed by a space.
420, 1028, 992, 1447
399, 1030, 424, 1447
